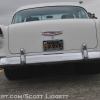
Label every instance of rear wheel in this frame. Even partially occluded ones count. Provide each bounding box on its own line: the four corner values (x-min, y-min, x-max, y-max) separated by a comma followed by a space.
4, 67, 34, 80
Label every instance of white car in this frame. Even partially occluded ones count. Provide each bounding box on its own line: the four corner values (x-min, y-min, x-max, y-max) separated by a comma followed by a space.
0, 2, 99, 80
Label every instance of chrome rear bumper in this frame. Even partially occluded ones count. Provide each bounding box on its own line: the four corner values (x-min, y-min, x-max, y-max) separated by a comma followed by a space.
0, 51, 100, 68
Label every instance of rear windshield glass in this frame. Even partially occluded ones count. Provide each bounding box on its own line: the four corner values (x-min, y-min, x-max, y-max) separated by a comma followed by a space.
12, 6, 88, 24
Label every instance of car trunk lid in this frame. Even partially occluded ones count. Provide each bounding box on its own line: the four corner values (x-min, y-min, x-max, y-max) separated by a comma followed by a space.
8, 19, 97, 54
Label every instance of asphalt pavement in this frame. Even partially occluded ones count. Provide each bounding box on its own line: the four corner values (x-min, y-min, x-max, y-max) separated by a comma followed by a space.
0, 64, 100, 100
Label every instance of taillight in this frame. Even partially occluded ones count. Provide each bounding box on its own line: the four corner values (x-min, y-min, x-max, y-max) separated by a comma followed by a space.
0, 28, 4, 48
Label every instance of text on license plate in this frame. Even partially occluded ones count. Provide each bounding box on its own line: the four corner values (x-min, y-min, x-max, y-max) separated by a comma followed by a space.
43, 40, 63, 51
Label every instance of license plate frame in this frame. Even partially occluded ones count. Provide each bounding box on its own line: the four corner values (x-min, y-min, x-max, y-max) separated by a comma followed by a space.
43, 40, 63, 51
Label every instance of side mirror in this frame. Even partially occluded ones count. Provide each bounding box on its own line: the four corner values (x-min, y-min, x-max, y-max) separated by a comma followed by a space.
92, 13, 97, 19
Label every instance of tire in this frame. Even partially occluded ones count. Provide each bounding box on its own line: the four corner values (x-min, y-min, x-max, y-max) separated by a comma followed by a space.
75, 62, 100, 74
4, 67, 34, 80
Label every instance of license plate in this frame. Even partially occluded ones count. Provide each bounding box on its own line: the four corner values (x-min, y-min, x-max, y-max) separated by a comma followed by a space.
43, 40, 63, 51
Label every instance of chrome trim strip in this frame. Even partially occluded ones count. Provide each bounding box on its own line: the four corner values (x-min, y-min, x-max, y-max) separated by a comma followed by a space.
88, 52, 100, 59
26, 53, 83, 64
0, 57, 20, 66
0, 51, 100, 67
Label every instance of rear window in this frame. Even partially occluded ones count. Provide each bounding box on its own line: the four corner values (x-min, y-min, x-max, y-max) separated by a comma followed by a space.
12, 6, 88, 24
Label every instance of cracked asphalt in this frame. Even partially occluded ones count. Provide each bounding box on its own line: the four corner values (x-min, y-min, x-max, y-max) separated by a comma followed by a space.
0, 64, 100, 100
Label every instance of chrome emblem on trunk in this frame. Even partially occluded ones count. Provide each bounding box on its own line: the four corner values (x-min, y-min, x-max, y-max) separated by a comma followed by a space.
42, 31, 63, 36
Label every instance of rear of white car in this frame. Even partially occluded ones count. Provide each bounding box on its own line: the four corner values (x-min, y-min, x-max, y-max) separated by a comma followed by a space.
0, 2, 100, 80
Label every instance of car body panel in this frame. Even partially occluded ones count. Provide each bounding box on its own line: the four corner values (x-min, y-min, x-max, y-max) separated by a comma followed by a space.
15, 2, 81, 13
9, 19, 97, 54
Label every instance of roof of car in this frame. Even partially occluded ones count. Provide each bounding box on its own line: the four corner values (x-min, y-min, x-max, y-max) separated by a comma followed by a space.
16, 2, 82, 13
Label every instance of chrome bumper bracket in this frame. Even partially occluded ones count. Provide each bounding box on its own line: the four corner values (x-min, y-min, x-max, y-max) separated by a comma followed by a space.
82, 44, 88, 60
